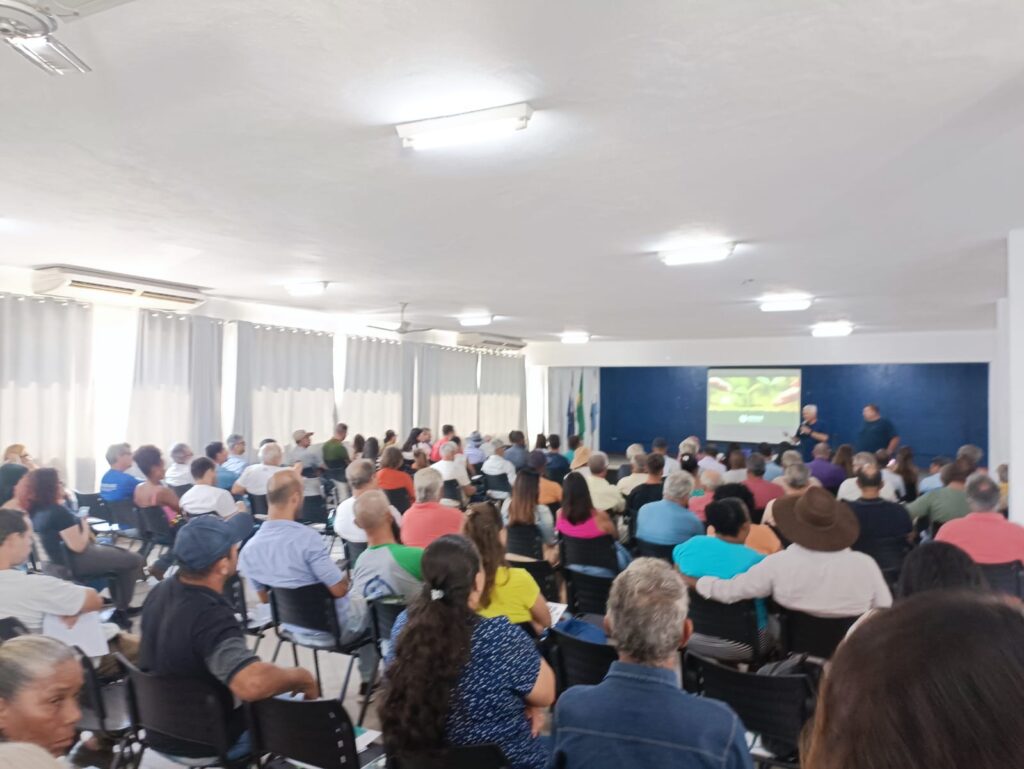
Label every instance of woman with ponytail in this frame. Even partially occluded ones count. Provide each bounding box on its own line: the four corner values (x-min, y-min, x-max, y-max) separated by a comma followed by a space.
381, 535, 555, 769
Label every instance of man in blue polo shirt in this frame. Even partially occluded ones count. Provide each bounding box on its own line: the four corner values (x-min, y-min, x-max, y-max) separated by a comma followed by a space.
99, 443, 140, 503
635, 471, 704, 547
855, 404, 900, 454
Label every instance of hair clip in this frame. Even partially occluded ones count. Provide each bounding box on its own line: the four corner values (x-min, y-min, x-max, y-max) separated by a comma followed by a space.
430, 589, 445, 601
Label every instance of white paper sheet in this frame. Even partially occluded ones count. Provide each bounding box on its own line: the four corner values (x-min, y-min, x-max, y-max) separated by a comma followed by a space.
42, 611, 108, 657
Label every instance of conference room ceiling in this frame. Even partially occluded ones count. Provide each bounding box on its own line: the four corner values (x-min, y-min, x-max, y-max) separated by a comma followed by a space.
0, 0, 1019, 341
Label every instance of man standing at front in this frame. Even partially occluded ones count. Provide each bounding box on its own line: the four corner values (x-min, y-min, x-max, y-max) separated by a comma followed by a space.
856, 404, 900, 455
796, 404, 830, 463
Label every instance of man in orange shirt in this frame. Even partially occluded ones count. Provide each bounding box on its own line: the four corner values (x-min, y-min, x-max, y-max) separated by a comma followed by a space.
400, 467, 464, 548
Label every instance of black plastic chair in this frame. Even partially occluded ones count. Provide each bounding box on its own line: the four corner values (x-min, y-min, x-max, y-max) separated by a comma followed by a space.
686, 591, 764, 664
550, 625, 617, 694
343, 540, 368, 570
77, 652, 132, 756
0, 616, 29, 642
686, 653, 814, 768
76, 492, 119, 536
859, 536, 912, 586
170, 484, 194, 499
506, 524, 544, 561
137, 506, 176, 559
634, 539, 676, 562
781, 610, 859, 659
299, 495, 329, 525
269, 583, 372, 701
249, 696, 360, 769
442, 478, 463, 506
248, 494, 269, 518
509, 559, 560, 603
384, 486, 412, 514
979, 561, 1024, 597
115, 653, 242, 769
224, 574, 272, 655
560, 534, 617, 614
107, 499, 147, 547
388, 743, 511, 769
561, 534, 618, 573
358, 595, 408, 725
483, 473, 513, 498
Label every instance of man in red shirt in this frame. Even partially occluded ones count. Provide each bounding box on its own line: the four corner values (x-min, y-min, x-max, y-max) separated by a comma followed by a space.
400, 467, 464, 548
429, 424, 456, 463
937, 474, 1024, 564
743, 453, 784, 516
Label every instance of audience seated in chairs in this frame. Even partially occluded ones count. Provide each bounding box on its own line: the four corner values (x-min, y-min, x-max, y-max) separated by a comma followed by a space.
625, 452, 665, 521
98, 442, 140, 504
807, 443, 847, 493
19, 468, 143, 628
204, 440, 240, 491
333, 459, 403, 546
837, 452, 897, 502
432, 442, 475, 509
686, 467, 720, 521
543, 434, 571, 486
500, 470, 556, 553
635, 470, 703, 548
804, 592, 1024, 769
687, 486, 891, 622
139, 512, 317, 763
712, 483, 782, 555
935, 473, 1024, 564
381, 535, 555, 769
895, 541, 987, 598
583, 452, 626, 515
399, 468, 464, 548
222, 433, 249, 476
848, 467, 913, 552
377, 446, 416, 501
557, 472, 630, 575
180, 457, 247, 519
462, 503, 550, 635
550, 558, 750, 769
742, 452, 785, 517
0, 444, 35, 508
131, 444, 183, 581
230, 441, 292, 500
905, 455, 973, 528
526, 450, 563, 508
615, 450, 648, 497
675, 499, 769, 660
164, 443, 195, 488
763, 462, 815, 527
481, 439, 518, 501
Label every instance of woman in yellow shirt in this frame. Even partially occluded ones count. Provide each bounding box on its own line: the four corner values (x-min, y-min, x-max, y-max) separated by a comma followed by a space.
463, 502, 551, 634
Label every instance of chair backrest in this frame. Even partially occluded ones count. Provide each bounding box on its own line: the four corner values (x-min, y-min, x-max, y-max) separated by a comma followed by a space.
75, 492, 108, 521
859, 536, 911, 583
223, 574, 250, 629
344, 540, 369, 569
384, 487, 411, 514
687, 591, 762, 660
506, 524, 544, 561
368, 595, 408, 651
551, 626, 617, 690
483, 473, 512, 494
249, 494, 269, 517
107, 499, 140, 531
117, 653, 234, 759
782, 610, 859, 658
634, 539, 676, 563
508, 559, 559, 602
170, 484, 193, 499
0, 616, 29, 642
270, 583, 339, 638
979, 561, 1023, 597
299, 495, 329, 525
562, 570, 614, 615
560, 534, 618, 573
137, 506, 174, 542
249, 696, 359, 769
442, 478, 462, 504
389, 743, 511, 769
689, 654, 813, 752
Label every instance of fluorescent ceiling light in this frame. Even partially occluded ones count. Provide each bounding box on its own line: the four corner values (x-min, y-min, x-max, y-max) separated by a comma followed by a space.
811, 320, 853, 338
560, 331, 590, 345
5, 35, 90, 75
458, 313, 493, 327
395, 102, 534, 150
285, 281, 328, 297
659, 240, 735, 266
759, 293, 813, 312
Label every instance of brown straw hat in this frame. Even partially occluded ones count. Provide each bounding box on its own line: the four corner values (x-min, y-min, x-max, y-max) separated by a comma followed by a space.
570, 446, 592, 470
772, 486, 860, 552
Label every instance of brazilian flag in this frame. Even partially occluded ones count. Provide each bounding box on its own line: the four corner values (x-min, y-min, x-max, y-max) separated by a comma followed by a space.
575, 375, 585, 441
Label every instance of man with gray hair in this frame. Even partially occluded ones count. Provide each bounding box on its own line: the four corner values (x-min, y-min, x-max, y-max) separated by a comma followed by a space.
99, 442, 140, 503
333, 459, 401, 544
688, 468, 722, 519
585, 451, 626, 514
400, 468, 464, 548
936, 473, 1024, 564
231, 441, 292, 497
957, 444, 985, 470
763, 463, 814, 526
550, 558, 750, 769
836, 451, 897, 503
616, 451, 649, 497
165, 442, 195, 487
223, 433, 248, 475
431, 441, 474, 508
635, 471, 703, 547
796, 404, 830, 463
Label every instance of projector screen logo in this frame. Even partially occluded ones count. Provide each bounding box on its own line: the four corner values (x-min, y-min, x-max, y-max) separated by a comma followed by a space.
738, 414, 766, 424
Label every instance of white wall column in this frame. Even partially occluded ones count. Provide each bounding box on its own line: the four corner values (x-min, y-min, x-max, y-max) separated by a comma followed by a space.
989, 297, 1009, 471
1007, 232, 1024, 521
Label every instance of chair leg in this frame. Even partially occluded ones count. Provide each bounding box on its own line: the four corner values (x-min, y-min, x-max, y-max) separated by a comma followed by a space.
312, 649, 322, 694
340, 654, 356, 702
357, 661, 377, 726
271, 637, 284, 663
252, 635, 262, 656
291, 642, 299, 667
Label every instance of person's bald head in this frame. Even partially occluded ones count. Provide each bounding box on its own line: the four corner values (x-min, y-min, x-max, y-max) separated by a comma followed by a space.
267, 470, 302, 518
354, 490, 394, 539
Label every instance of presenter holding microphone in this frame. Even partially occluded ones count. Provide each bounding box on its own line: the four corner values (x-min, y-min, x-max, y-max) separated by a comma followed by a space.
795, 404, 829, 463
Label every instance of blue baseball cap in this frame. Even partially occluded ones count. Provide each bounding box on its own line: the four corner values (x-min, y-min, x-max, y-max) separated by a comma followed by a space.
173, 514, 253, 571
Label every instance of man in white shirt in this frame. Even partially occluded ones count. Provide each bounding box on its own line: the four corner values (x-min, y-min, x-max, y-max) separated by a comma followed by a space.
616, 452, 649, 496
585, 451, 626, 514
481, 439, 517, 500
651, 437, 681, 476
222, 434, 249, 475
688, 486, 892, 618
232, 441, 293, 497
180, 458, 245, 518
837, 452, 898, 502
917, 456, 951, 496
333, 459, 402, 543
697, 444, 727, 475
432, 442, 475, 508
164, 442, 194, 487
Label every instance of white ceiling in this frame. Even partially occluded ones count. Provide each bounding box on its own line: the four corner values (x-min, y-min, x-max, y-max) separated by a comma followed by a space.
1, 0, 1022, 340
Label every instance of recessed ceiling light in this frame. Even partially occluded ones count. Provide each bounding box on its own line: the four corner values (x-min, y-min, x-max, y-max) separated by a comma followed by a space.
759, 293, 813, 312
285, 281, 328, 297
458, 313, 493, 327
811, 320, 853, 338
659, 239, 735, 266
395, 102, 534, 150
560, 331, 590, 345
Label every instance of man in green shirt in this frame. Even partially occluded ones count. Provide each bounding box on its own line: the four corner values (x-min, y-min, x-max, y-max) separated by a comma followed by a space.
322, 422, 351, 470
906, 457, 973, 526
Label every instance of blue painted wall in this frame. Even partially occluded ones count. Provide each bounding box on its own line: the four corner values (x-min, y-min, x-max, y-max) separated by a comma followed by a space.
600, 363, 989, 462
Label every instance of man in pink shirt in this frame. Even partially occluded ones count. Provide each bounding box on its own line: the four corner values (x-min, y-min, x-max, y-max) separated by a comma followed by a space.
937, 475, 1024, 564
743, 454, 785, 515
399, 467, 464, 548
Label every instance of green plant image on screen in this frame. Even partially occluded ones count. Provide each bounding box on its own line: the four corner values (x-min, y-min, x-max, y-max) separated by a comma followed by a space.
706, 369, 802, 441
707, 375, 800, 412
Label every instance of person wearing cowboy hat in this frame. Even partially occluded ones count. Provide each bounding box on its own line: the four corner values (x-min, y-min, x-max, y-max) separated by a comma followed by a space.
685, 486, 892, 618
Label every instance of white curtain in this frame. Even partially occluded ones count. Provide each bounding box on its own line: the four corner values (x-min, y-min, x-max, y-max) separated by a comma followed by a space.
126, 313, 223, 454
341, 337, 408, 440
0, 294, 94, 490
417, 346, 480, 435
232, 322, 336, 446
479, 353, 526, 437
547, 367, 601, 449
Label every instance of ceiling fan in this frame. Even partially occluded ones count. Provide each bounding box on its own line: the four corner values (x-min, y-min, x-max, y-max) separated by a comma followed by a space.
368, 302, 436, 335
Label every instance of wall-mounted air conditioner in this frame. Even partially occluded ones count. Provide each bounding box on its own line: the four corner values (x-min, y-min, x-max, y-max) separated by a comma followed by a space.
457, 332, 527, 351
32, 266, 207, 310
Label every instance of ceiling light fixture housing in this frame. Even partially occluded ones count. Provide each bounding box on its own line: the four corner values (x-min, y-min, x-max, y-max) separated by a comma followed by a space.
395, 102, 534, 150
0, 1, 90, 74
458, 313, 493, 327
560, 331, 590, 345
759, 293, 813, 312
811, 320, 853, 338
285, 281, 328, 298
659, 240, 735, 266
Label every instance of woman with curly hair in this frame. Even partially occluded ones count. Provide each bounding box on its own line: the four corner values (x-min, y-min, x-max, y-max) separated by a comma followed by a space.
381, 535, 554, 768
131, 445, 182, 581
18, 468, 143, 629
